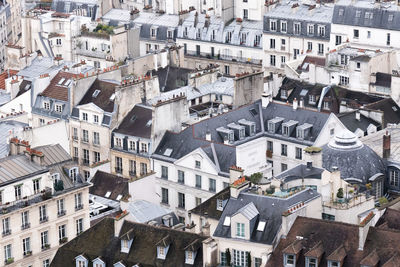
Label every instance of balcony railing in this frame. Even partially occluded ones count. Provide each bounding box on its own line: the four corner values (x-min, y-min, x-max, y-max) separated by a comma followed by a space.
59, 237, 68, 244
58, 210, 66, 217
40, 216, 49, 223
115, 167, 123, 174
75, 204, 83, 211
81, 159, 90, 166
2, 229, 11, 237
21, 223, 31, 230
1, 187, 52, 214
185, 50, 262, 65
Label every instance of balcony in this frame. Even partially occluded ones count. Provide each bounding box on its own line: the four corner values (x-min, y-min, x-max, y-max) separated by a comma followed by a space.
2, 229, 11, 237
129, 171, 136, 177
1, 188, 52, 215
266, 150, 273, 158
40, 216, 49, 223
185, 50, 262, 65
41, 244, 51, 251
5, 258, 14, 265
21, 223, 31, 230
76, 47, 108, 59
81, 159, 90, 166
58, 210, 66, 217
115, 167, 123, 174
80, 138, 89, 144
59, 237, 68, 245
73, 136, 78, 142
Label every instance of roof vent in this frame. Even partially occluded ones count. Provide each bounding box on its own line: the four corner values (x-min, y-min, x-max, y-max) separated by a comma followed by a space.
92, 89, 100, 98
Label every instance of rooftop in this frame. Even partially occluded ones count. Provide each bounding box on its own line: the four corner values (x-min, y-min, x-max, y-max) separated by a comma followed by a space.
126, 200, 175, 224
40, 71, 75, 101
113, 105, 152, 139
51, 217, 207, 267
78, 79, 118, 113
133, 11, 179, 28
90, 171, 129, 201
338, 111, 380, 134
190, 187, 230, 220
276, 164, 324, 182
0, 120, 27, 158
361, 126, 400, 163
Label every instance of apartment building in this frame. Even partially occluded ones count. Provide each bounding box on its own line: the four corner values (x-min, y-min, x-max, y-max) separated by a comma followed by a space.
70, 79, 119, 180
263, 2, 333, 74
0, 1, 9, 71
177, 12, 263, 76
330, 0, 400, 50
1, 139, 90, 267
7, 0, 21, 44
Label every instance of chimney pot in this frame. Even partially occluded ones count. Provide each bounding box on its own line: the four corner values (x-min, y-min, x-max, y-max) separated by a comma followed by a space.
293, 98, 298, 110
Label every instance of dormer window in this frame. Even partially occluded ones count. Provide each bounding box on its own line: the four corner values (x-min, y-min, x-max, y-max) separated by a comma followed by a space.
226, 31, 232, 43
121, 239, 132, 253
115, 137, 122, 148
69, 167, 78, 182
55, 104, 63, 113
306, 257, 318, 267
151, 27, 157, 38
92, 257, 105, 267
328, 261, 340, 267
309, 95, 316, 104
281, 90, 287, 99
268, 122, 275, 133
157, 246, 166, 259
43, 101, 50, 110
236, 222, 245, 238
283, 125, 289, 136
240, 32, 247, 44
129, 140, 135, 151
239, 128, 245, 139
195, 160, 201, 169
75, 255, 88, 267
185, 251, 195, 264
217, 199, 224, 211
93, 115, 99, 123
82, 112, 88, 121
284, 254, 295, 266
167, 30, 173, 39
228, 132, 234, 142
270, 19, 277, 31
323, 101, 330, 110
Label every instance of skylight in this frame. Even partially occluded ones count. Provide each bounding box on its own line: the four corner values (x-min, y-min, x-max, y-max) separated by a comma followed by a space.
257, 221, 266, 231
105, 191, 111, 198
116, 194, 122, 201
223, 216, 231, 226
110, 93, 116, 101
300, 89, 308, 97
92, 90, 101, 98
249, 108, 258, 116
64, 79, 72, 86
393, 106, 398, 111
58, 78, 65, 85
164, 148, 173, 156
146, 120, 152, 127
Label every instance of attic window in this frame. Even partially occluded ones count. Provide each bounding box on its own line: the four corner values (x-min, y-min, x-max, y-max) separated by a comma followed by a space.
281, 90, 288, 99
43, 101, 50, 110
309, 95, 316, 104
297, 128, 304, 139
268, 122, 275, 133
257, 221, 266, 231
306, 257, 317, 267
249, 108, 258, 116
58, 78, 65, 85
223, 216, 231, 226
284, 254, 295, 265
328, 260, 340, 267
92, 90, 100, 98
389, 14, 394, 22
217, 199, 224, 211
164, 148, 173, 157
116, 194, 122, 201
338, 8, 344, 16
105, 191, 111, 198
55, 104, 63, 113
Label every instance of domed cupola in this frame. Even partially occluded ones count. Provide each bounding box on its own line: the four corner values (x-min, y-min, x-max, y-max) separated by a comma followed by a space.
322, 129, 385, 184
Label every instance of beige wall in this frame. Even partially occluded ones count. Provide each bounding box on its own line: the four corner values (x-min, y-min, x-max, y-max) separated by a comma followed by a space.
110, 149, 151, 179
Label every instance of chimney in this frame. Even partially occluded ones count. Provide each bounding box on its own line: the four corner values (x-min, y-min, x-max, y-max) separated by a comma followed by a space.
304, 146, 323, 168
206, 131, 211, 141
9, 138, 30, 155
230, 177, 250, 198
114, 211, 129, 237
293, 98, 298, 110
130, 9, 140, 20
355, 110, 361, 121
299, 98, 304, 108
383, 131, 391, 159
261, 93, 270, 109
25, 148, 45, 165
229, 166, 244, 184
358, 212, 375, 250
223, 136, 229, 145
306, 161, 312, 169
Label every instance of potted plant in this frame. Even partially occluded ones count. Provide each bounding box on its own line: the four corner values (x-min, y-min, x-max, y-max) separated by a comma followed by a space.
337, 188, 344, 202
6, 257, 14, 264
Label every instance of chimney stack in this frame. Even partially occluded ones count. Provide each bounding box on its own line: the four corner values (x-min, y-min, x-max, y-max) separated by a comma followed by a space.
261, 93, 271, 109
205, 131, 211, 141
299, 98, 304, 108
383, 131, 391, 159
355, 110, 361, 121
293, 98, 298, 110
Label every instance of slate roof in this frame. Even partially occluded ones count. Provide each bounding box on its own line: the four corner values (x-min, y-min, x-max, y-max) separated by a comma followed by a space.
276, 164, 324, 182
361, 127, 400, 163
113, 105, 152, 139
338, 111, 380, 134
51, 218, 207, 267
376, 208, 400, 231
34, 144, 71, 166
132, 12, 179, 42
151, 66, 191, 92
365, 98, 400, 126
374, 72, 392, 88
127, 200, 176, 224
16, 80, 32, 97
18, 56, 66, 79
266, 216, 400, 267
213, 188, 319, 244
102, 8, 130, 24
78, 79, 118, 113
90, 171, 129, 201
190, 187, 230, 220
51, 0, 98, 20
40, 71, 74, 101
333, 0, 400, 31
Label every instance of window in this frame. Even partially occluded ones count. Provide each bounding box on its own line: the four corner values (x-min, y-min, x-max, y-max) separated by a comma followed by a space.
283, 125, 289, 136
195, 175, 202, 188
129, 140, 135, 151
161, 188, 169, 204
195, 160, 201, 169
195, 197, 202, 206
293, 49, 299, 59
329, 261, 339, 267
82, 129, 89, 142
254, 35, 261, 46
270, 38, 275, 49
93, 132, 100, 145
356, 62, 361, 69
330, 128, 335, 136
129, 160, 136, 176
389, 14, 394, 22
387, 33, 391, 45
76, 218, 83, 235
309, 94, 316, 104
281, 163, 288, 172
281, 21, 287, 33
115, 137, 122, 148
115, 156, 122, 173
82, 112, 88, 121
75, 193, 82, 210
93, 151, 100, 163
318, 43, 324, 55
167, 30, 173, 39
55, 104, 63, 113
339, 76, 349, 86
73, 147, 78, 159
236, 223, 245, 237
39, 118, 45, 126
43, 259, 50, 267
21, 210, 29, 229
84, 171, 90, 180
209, 178, 216, 192
367, 31, 371, 38
2, 217, 10, 235
69, 167, 78, 182
294, 22, 301, 35
151, 28, 157, 37
57, 199, 65, 216
161, 166, 168, 179
323, 101, 330, 110
4, 244, 12, 262
390, 170, 399, 187
83, 149, 89, 164
354, 29, 359, 38
335, 35, 342, 45
267, 140, 273, 152
240, 32, 247, 44
59, 224, 66, 240
178, 192, 185, 209
318, 25, 325, 37
233, 249, 247, 266
306, 257, 317, 267
33, 179, 40, 194
220, 252, 227, 266
15, 184, 22, 200
281, 56, 286, 66
23, 237, 31, 255
141, 143, 148, 153
270, 20, 277, 31
307, 42, 312, 51
308, 24, 314, 35
56, 38, 62, 45
178, 170, 185, 184
224, 65, 230, 75
73, 127, 78, 140
285, 254, 295, 265
41, 231, 49, 249
140, 162, 147, 175
39, 205, 48, 222
270, 55, 276, 66
296, 147, 302, 160
281, 144, 287, 156
243, 9, 248, 19
375, 180, 383, 198
43, 102, 50, 110
226, 31, 232, 42
340, 54, 348, 65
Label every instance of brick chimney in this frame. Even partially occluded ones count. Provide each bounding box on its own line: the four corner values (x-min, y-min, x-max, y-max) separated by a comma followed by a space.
24, 147, 45, 166
9, 138, 30, 155
383, 131, 391, 159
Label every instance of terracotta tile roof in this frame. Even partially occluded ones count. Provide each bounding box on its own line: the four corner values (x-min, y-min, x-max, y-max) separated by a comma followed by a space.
40, 71, 74, 101
0, 70, 18, 90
